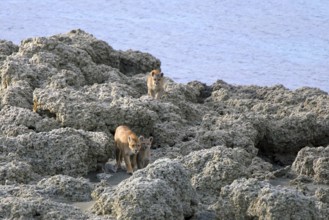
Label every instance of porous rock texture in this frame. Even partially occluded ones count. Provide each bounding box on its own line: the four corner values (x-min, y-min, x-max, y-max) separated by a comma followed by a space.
292, 146, 329, 184
0, 29, 329, 219
92, 159, 197, 219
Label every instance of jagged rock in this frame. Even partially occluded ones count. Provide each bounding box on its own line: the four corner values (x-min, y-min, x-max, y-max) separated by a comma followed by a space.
92, 158, 197, 219
0, 40, 18, 56
0, 197, 99, 220
179, 146, 253, 200
0, 161, 39, 185
216, 178, 329, 220
292, 146, 329, 184
0, 128, 111, 177
1, 29, 329, 219
0, 105, 60, 136
203, 82, 329, 165
0, 40, 18, 64
315, 188, 329, 203
247, 156, 273, 179
37, 175, 93, 202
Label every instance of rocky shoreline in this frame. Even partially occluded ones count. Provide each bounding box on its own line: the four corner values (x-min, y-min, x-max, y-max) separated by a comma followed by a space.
0, 29, 328, 219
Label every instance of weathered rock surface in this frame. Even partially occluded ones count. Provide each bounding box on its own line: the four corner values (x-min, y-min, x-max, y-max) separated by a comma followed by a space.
0, 128, 111, 178
216, 178, 329, 220
180, 146, 253, 200
37, 174, 93, 202
1, 29, 329, 219
0, 177, 109, 220
292, 146, 329, 184
92, 158, 197, 220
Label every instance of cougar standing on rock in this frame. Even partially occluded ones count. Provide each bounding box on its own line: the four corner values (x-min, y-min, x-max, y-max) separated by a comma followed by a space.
114, 125, 143, 174
147, 69, 164, 99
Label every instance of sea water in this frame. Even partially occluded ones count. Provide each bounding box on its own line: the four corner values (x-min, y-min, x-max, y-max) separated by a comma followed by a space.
1, 0, 329, 91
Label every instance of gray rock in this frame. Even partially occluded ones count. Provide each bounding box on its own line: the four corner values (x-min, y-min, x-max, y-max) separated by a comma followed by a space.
217, 178, 329, 220
292, 146, 329, 184
92, 158, 197, 219
0, 128, 111, 177
315, 188, 329, 203
180, 146, 253, 199
0, 161, 39, 185
0, 105, 60, 136
0, 40, 18, 56
37, 175, 93, 202
0, 197, 95, 220
1, 29, 329, 219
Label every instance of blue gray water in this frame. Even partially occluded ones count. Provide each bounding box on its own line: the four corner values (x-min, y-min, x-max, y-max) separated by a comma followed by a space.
1, 0, 329, 91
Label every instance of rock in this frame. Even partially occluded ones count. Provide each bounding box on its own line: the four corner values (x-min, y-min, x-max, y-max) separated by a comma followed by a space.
180, 146, 253, 199
0, 40, 18, 56
0, 40, 18, 64
247, 156, 273, 179
92, 158, 197, 219
196, 113, 262, 155
37, 175, 93, 202
217, 178, 329, 220
0, 197, 94, 220
0, 128, 111, 177
0, 161, 39, 185
1, 29, 329, 219
0, 105, 60, 136
93, 177, 184, 219
315, 188, 329, 203
292, 146, 329, 184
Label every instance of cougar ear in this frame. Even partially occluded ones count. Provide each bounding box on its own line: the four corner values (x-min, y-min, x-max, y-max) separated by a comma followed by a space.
139, 135, 144, 142
149, 137, 153, 142
151, 70, 156, 76
160, 72, 164, 77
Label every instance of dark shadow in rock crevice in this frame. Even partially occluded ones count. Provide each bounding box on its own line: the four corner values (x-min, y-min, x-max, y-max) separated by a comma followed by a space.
256, 134, 329, 167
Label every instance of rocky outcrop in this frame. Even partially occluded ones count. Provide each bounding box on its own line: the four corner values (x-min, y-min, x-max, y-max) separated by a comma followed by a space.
0, 128, 111, 178
1, 29, 329, 219
92, 158, 197, 219
0, 197, 92, 220
216, 178, 329, 220
292, 146, 329, 184
180, 146, 253, 200
37, 175, 93, 202
0, 40, 18, 65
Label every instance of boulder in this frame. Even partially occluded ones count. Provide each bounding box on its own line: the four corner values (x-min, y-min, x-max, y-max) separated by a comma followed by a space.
0, 128, 111, 177
180, 146, 253, 199
0, 197, 94, 220
37, 175, 93, 202
216, 178, 329, 220
0, 161, 39, 185
292, 146, 329, 184
92, 158, 197, 219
